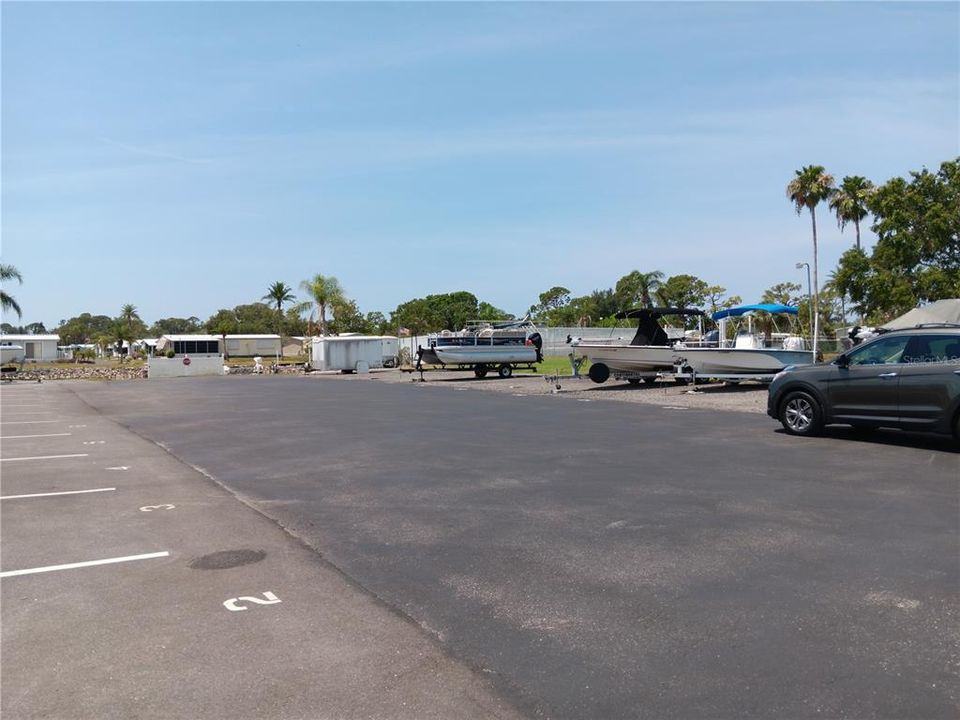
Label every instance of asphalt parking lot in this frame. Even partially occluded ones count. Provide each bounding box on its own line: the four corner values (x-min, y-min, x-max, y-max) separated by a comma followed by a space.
3, 375, 959, 718
0, 380, 524, 720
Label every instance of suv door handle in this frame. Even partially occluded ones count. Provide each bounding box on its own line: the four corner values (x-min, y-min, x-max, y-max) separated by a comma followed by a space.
878, 372, 898, 378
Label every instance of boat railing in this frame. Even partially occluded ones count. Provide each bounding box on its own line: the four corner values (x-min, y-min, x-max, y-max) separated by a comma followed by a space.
674, 334, 811, 350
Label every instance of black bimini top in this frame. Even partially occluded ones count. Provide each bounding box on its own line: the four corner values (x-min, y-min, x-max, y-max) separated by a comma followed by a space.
614, 307, 705, 347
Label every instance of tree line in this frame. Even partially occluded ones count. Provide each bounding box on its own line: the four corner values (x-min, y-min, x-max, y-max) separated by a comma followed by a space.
2, 157, 956, 346
787, 157, 958, 327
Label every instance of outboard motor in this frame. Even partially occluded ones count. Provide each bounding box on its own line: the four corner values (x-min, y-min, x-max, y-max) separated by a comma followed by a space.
527, 332, 544, 362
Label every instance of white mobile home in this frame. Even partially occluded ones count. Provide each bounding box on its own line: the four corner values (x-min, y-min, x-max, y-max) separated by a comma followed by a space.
149, 334, 224, 378
155, 334, 222, 356
224, 334, 282, 358
0, 334, 60, 362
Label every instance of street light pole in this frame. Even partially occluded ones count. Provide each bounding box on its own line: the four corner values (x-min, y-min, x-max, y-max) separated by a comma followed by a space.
795, 262, 814, 356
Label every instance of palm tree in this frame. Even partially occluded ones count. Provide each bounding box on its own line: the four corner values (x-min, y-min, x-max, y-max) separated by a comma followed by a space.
120, 303, 140, 324
1, 264, 23, 318
637, 271, 664, 307
828, 175, 874, 251
112, 319, 132, 362
262, 281, 296, 338
787, 165, 835, 359
615, 270, 665, 309
299, 274, 344, 336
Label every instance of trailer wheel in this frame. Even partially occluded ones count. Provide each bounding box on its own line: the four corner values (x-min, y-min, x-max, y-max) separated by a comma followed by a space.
643, 377, 657, 385
497, 364, 513, 379
588, 362, 610, 384
474, 365, 488, 378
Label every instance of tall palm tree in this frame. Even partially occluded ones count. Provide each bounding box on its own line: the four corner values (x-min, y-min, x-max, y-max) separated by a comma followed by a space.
1, 264, 23, 318
299, 274, 344, 336
262, 281, 296, 338
828, 175, 874, 251
787, 165, 835, 359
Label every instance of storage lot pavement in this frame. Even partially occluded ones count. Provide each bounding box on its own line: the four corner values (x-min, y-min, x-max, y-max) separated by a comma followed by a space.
3, 375, 959, 719
0, 381, 525, 719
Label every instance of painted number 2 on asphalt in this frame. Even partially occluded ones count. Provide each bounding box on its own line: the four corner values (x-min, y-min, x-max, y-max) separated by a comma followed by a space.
223, 592, 282, 612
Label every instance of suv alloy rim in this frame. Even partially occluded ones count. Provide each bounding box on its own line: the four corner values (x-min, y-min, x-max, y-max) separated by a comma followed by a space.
784, 396, 813, 432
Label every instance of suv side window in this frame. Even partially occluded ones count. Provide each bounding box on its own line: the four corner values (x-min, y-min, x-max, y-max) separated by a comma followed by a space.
846, 335, 910, 365
903, 334, 960, 365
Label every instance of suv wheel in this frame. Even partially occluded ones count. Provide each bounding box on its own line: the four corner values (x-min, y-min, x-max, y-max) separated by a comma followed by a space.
779, 391, 823, 437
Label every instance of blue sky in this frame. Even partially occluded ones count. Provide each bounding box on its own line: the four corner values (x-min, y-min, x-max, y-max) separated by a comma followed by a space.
2, 2, 958, 329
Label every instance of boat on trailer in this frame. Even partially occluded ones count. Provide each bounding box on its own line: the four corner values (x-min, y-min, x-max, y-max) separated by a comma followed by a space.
574, 308, 705, 384
673, 303, 814, 380
416, 318, 543, 378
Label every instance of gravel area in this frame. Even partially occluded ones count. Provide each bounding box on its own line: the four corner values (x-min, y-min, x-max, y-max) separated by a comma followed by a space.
317, 366, 771, 414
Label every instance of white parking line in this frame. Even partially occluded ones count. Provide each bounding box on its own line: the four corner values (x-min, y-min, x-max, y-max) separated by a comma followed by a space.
1, 487, 115, 500
0, 420, 58, 425
0, 453, 88, 462
1, 433, 72, 440
0, 551, 170, 578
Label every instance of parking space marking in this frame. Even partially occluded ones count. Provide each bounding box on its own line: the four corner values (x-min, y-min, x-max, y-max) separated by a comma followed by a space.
1, 487, 116, 500
106, 465, 130, 471
0, 551, 170, 578
0, 453, 89, 463
1, 420, 58, 425
223, 592, 282, 612
82, 440, 106, 445
140, 504, 175, 512
1, 432, 71, 439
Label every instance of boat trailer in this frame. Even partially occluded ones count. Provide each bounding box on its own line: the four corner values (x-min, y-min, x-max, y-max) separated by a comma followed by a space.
413, 348, 540, 380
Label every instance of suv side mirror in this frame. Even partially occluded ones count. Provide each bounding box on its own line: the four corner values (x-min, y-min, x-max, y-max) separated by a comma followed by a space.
835, 354, 849, 368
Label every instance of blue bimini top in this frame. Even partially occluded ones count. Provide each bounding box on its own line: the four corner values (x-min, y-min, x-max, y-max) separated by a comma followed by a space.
711, 303, 799, 321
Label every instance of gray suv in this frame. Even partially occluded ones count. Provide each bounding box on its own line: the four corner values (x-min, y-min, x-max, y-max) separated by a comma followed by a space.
767, 326, 960, 443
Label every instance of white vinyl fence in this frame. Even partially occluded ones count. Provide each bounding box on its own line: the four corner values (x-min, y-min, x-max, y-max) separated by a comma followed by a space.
147, 355, 225, 378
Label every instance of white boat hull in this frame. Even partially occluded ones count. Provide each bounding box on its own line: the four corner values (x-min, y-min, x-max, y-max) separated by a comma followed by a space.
674, 348, 814, 375
433, 345, 539, 365
577, 344, 676, 373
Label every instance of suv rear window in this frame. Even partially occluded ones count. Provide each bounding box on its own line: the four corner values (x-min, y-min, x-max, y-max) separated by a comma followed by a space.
903, 334, 960, 365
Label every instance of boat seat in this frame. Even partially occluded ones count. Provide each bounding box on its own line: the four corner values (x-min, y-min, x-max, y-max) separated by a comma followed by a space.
734, 334, 762, 349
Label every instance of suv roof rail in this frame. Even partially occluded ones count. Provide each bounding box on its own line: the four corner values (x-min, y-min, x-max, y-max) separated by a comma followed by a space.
877, 322, 960, 334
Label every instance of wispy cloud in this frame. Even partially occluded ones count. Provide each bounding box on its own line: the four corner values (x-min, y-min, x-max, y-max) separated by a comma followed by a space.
100, 138, 211, 165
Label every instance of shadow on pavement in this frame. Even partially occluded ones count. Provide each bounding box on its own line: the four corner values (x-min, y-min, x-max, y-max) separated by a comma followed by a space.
773, 426, 959, 453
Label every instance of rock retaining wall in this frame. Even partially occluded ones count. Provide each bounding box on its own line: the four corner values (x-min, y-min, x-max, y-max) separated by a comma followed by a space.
3, 366, 147, 382
3, 363, 311, 382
